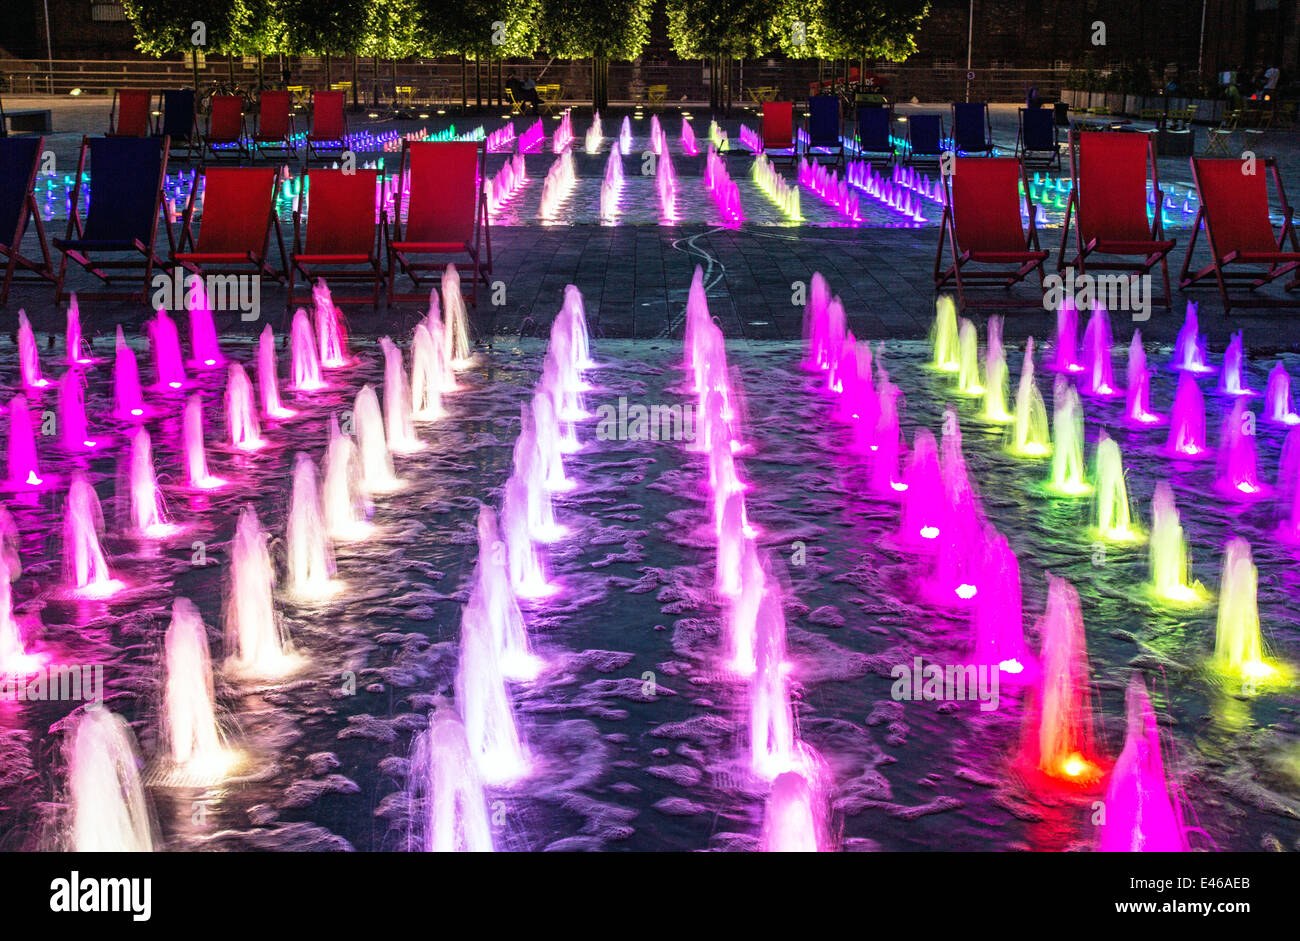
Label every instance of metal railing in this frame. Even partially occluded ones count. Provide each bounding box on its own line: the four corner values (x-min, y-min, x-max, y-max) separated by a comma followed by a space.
0, 57, 1070, 108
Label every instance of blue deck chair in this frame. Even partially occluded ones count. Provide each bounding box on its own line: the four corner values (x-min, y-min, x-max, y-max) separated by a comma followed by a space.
952, 102, 994, 155
854, 106, 895, 165
1, 136, 55, 304
158, 89, 198, 161
806, 95, 844, 168
54, 136, 173, 302
906, 114, 944, 167
1015, 107, 1060, 169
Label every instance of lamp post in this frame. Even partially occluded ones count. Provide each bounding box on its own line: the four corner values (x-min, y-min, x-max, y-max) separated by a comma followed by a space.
965, 0, 974, 102
43, 0, 53, 93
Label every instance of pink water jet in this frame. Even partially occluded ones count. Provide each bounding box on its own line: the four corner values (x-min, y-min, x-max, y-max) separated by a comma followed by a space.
750, 586, 797, 780
869, 379, 907, 496
1265, 361, 1299, 425
290, 309, 326, 391
57, 370, 96, 450
927, 408, 986, 603
62, 471, 123, 598
760, 761, 831, 852
1052, 298, 1083, 374
1124, 331, 1163, 425
313, 281, 351, 368
897, 428, 944, 546
323, 414, 373, 541
1216, 399, 1267, 498
726, 538, 764, 676
469, 504, 542, 680
455, 590, 531, 785
500, 474, 555, 599
127, 427, 177, 537
182, 394, 225, 489
1096, 673, 1188, 851
147, 309, 187, 390
224, 505, 298, 678
408, 703, 495, 852
1218, 331, 1254, 396
7, 395, 42, 487
800, 273, 838, 372
1080, 305, 1121, 397
380, 337, 421, 454
187, 286, 225, 368
257, 326, 295, 419
65, 296, 92, 365
1170, 302, 1214, 374
112, 326, 145, 420
1164, 371, 1209, 458
0, 555, 41, 675
162, 597, 228, 771
971, 529, 1034, 679
225, 364, 264, 451
1022, 576, 1101, 786
17, 310, 48, 390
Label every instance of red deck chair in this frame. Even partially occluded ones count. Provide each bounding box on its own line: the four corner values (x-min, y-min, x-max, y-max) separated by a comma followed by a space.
174, 166, 285, 284
306, 91, 348, 163
935, 157, 1048, 309
761, 101, 796, 166
252, 90, 298, 160
1180, 156, 1300, 312
288, 168, 384, 308
1060, 130, 1175, 308
204, 95, 249, 162
53, 136, 174, 302
388, 140, 490, 305
109, 89, 153, 137
1, 136, 55, 304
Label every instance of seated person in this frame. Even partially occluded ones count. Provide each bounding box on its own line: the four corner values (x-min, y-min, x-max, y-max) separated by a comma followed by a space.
511, 75, 541, 114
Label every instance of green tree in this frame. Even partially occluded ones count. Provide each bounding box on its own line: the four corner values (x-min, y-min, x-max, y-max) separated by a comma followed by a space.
666, 0, 780, 110
417, 0, 540, 110
539, 0, 652, 110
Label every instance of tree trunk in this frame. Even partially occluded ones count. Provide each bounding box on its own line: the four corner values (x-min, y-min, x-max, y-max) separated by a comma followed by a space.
325, 52, 332, 87
257, 53, 263, 95
475, 54, 482, 109
192, 49, 200, 91
373, 55, 380, 108
460, 55, 467, 111
227, 54, 235, 86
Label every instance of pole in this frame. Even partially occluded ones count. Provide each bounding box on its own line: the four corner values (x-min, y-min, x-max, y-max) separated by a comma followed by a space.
1197, 0, 1207, 77
966, 0, 974, 102
42, 0, 54, 92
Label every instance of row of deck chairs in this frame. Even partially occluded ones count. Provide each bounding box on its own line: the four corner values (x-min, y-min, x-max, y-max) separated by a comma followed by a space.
108, 88, 349, 163
935, 129, 1299, 314
0, 135, 491, 309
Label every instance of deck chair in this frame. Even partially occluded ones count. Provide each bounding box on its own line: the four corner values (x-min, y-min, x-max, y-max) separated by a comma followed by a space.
204, 95, 249, 162
952, 102, 993, 156
805, 96, 844, 168
288, 168, 384, 308
935, 157, 1048, 310
53, 136, 173, 302
1180, 156, 1300, 312
306, 91, 348, 164
761, 101, 797, 166
854, 106, 895, 165
1016, 107, 1060, 169
174, 166, 285, 285
252, 90, 298, 161
109, 89, 153, 137
388, 140, 490, 305
1, 136, 55, 304
158, 88, 198, 161
906, 114, 945, 167
1059, 130, 1174, 308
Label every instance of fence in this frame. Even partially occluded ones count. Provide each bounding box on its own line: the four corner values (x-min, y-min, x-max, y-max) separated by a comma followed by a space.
0, 56, 1069, 109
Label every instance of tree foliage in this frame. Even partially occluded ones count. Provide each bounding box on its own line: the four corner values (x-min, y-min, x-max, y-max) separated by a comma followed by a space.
815, 0, 930, 60
416, 0, 540, 59
538, 0, 651, 60
665, 0, 780, 59
123, 0, 252, 56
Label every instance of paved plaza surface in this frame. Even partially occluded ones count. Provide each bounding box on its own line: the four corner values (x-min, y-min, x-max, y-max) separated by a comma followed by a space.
5, 98, 1300, 352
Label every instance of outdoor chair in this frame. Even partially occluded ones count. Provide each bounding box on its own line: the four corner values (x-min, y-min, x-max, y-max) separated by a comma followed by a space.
0, 135, 55, 304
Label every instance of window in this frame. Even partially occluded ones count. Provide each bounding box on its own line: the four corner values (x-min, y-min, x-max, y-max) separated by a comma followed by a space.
91, 2, 126, 21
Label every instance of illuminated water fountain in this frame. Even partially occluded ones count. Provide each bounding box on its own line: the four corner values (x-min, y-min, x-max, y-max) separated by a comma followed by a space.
225, 364, 264, 451
7, 395, 41, 488
1010, 338, 1050, 457
971, 530, 1032, 677
1164, 371, 1209, 458
760, 765, 830, 852
1092, 432, 1140, 542
1096, 673, 1187, 852
1048, 380, 1090, 496
1218, 331, 1255, 396
455, 590, 531, 785
981, 316, 1012, 421
750, 587, 797, 780
1052, 298, 1083, 374
113, 326, 145, 420
1124, 330, 1162, 425
161, 597, 230, 773
313, 281, 351, 369
66, 707, 157, 851
955, 318, 983, 396
147, 308, 187, 390
1148, 481, 1204, 603
380, 337, 421, 454
187, 287, 225, 368
353, 385, 401, 494
1212, 538, 1276, 686
322, 414, 373, 542
1170, 302, 1214, 374
62, 472, 122, 598
1080, 305, 1120, 397
1216, 399, 1266, 498
290, 308, 326, 391
1265, 361, 1299, 424
257, 325, 295, 419
409, 704, 494, 852
127, 427, 177, 537
286, 453, 337, 600
57, 369, 95, 450
17, 310, 48, 389
224, 505, 298, 678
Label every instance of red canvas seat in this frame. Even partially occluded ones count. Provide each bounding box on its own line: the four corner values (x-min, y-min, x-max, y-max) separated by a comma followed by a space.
1060, 131, 1175, 308
288, 168, 384, 308
306, 91, 348, 163
1, 136, 55, 303
388, 140, 490, 305
110, 89, 153, 137
762, 101, 796, 165
174, 167, 284, 281
935, 157, 1048, 309
253, 90, 298, 160
204, 95, 249, 161
1180, 156, 1300, 312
